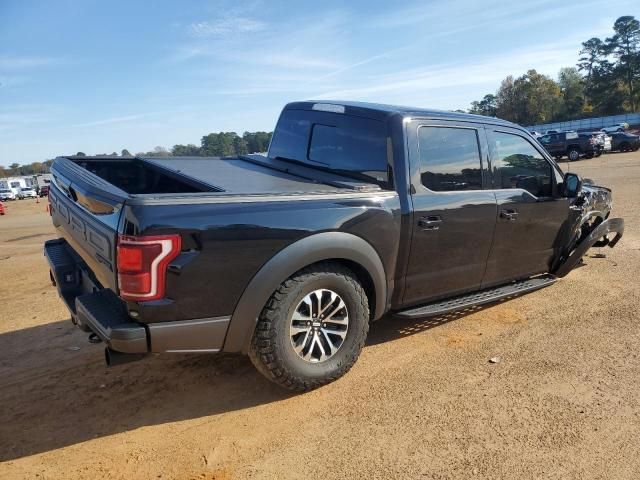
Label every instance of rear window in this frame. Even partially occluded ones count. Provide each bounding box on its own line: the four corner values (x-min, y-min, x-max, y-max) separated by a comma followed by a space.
268, 109, 389, 185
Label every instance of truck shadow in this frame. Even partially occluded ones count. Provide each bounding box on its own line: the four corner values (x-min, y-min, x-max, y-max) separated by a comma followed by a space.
368, 302, 497, 346
0, 319, 291, 462
1, 300, 504, 461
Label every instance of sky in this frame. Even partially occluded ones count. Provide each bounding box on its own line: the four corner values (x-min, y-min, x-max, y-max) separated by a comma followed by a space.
0, 0, 637, 166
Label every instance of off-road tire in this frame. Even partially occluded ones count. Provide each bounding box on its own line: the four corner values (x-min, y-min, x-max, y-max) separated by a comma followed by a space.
249, 262, 369, 391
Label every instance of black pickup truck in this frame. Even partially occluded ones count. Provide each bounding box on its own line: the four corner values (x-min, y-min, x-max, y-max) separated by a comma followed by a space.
538, 131, 602, 161
45, 101, 624, 391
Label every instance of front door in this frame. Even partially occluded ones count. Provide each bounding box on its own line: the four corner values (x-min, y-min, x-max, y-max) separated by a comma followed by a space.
403, 121, 497, 306
482, 127, 570, 288
539, 133, 564, 157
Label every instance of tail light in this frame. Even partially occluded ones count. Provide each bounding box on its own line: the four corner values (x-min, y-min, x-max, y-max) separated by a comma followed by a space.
117, 234, 181, 301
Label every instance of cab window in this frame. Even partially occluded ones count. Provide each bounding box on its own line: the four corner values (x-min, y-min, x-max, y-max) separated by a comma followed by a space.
492, 132, 552, 197
417, 126, 483, 191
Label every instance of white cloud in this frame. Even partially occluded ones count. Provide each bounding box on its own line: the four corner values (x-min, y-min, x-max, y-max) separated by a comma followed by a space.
0, 55, 62, 70
0, 75, 31, 88
73, 113, 156, 128
187, 17, 266, 37
312, 41, 581, 105
261, 54, 340, 69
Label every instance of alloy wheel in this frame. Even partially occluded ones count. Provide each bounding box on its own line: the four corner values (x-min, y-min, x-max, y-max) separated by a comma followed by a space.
289, 289, 349, 363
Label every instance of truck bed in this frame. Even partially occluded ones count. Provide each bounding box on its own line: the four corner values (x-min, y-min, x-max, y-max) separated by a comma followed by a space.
144, 156, 347, 194
62, 154, 382, 202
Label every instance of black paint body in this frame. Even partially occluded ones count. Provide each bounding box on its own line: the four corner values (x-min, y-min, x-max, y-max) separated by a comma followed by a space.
47, 101, 620, 354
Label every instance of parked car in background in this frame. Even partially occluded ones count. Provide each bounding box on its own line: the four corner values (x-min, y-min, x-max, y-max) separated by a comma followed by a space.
39, 185, 50, 197
0, 188, 16, 201
45, 101, 624, 390
18, 187, 37, 199
601, 123, 629, 133
610, 132, 640, 152
538, 131, 601, 161
578, 132, 606, 157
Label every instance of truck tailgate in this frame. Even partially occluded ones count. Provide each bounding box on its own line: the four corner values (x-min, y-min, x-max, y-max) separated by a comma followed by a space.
49, 159, 127, 291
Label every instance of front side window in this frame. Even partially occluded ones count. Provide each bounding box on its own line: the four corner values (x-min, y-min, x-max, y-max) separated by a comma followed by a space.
418, 126, 482, 191
492, 132, 552, 197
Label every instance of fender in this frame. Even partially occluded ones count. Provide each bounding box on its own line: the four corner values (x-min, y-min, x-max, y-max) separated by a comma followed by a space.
222, 231, 388, 353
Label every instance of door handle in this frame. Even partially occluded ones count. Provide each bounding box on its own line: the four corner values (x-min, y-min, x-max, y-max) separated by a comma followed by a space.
418, 215, 442, 230
500, 209, 518, 221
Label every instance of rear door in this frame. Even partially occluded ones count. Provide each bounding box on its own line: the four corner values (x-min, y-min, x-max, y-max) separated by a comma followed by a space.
482, 127, 569, 287
49, 158, 127, 290
403, 120, 497, 306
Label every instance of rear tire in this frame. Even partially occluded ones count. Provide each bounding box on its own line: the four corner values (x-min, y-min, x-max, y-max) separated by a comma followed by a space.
249, 262, 370, 392
567, 148, 581, 161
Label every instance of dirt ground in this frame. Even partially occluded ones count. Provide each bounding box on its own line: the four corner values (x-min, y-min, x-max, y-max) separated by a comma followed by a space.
1, 151, 639, 480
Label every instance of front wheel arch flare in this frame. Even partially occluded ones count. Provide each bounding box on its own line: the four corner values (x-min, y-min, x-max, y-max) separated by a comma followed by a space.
223, 232, 387, 353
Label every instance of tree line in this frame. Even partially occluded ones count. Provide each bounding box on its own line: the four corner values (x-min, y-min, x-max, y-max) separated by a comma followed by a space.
0, 161, 51, 178
468, 15, 639, 126
0, 131, 273, 177
75, 131, 272, 158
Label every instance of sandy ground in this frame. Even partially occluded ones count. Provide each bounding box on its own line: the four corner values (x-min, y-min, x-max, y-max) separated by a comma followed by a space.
1, 151, 639, 479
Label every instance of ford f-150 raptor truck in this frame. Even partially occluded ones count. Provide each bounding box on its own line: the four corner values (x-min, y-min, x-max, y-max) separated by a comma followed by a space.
45, 101, 624, 391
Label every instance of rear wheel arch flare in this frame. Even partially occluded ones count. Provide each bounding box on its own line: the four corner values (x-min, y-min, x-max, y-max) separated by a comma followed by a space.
223, 231, 387, 353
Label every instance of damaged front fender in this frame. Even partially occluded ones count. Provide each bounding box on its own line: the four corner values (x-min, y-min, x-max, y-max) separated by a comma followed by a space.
553, 217, 624, 277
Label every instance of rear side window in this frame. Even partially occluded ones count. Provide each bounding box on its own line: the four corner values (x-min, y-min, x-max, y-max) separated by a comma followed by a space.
268, 109, 389, 184
492, 132, 552, 197
417, 126, 482, 191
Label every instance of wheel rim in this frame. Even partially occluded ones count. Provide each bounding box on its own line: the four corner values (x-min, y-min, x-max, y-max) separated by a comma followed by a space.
569, 150, 579, 160
289, 289, 349, 363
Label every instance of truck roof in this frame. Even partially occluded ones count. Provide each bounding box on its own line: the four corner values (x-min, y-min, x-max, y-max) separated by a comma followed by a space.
286, 100, 517, 127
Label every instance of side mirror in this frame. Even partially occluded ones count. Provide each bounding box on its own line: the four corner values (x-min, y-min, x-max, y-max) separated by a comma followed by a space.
563, 173, 582, 198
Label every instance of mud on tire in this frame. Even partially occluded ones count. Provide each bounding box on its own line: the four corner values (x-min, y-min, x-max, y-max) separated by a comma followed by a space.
249, 262, 369, 391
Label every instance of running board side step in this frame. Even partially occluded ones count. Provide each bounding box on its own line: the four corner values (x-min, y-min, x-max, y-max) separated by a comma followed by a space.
393, 275, 557, 319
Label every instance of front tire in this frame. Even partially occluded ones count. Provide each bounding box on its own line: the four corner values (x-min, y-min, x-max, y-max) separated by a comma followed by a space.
567, 148, 581, 161
249, 263, 369, 391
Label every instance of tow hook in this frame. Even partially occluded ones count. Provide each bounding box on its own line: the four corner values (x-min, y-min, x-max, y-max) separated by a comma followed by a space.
88, 332, 102, 344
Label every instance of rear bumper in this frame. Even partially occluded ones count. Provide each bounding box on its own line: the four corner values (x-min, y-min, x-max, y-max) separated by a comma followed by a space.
45, 238, 230, 355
